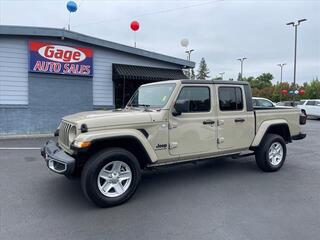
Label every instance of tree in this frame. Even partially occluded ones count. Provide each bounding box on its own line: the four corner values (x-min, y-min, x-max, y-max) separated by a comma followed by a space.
241, 72, 318, 102
237, 73, 241, 81
184, 68, 196, 80
196, 58, 210, 80
252, 73, 273, 89
304, 78, 320, 99
242, 76, 255, 85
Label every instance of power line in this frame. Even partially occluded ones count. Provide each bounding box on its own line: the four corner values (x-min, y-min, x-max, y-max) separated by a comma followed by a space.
72, 0, 224, 28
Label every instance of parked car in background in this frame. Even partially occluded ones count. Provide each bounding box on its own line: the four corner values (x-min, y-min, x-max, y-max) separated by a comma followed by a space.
253, 99, 306, 122
297, 99, 320, 118
276, 101, 304, 107
252, 97, 276, 108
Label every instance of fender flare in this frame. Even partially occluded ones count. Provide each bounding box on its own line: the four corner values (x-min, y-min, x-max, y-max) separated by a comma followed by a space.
251, 119, 290, 147
75, 129, 158, 163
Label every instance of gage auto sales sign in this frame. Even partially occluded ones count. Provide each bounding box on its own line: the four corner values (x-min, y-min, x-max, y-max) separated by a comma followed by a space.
29, 41, 93, 76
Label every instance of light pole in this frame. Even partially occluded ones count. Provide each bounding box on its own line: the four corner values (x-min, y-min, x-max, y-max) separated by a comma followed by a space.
185, 49, 194, 61
277, 63, 286, 83
181, 39, 195, 79
237, 57, 247, 80
286, 19, 307, 87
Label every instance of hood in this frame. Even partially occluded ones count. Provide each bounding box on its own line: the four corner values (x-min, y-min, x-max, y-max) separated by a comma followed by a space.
62, 109, 153, 129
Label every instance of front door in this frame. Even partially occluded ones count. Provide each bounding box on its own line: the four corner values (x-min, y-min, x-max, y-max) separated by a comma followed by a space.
216, 85, 255, 150
169, 85, 217, 156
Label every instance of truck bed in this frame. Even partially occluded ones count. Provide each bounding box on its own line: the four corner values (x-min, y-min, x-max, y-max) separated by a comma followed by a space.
254, 107, 301, 137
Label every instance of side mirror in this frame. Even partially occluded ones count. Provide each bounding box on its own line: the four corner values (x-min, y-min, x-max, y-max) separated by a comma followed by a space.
172, 100, 189, 116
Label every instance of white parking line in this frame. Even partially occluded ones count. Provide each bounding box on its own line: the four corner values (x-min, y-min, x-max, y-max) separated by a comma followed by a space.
0, 147, 41, 150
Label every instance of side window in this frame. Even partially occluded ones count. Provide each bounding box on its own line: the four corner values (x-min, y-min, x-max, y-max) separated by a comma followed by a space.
176, 87, 211, 112
219, 87, 243, 111
259, 99, 274, 107
252, 99, 258, 107
306, 101, 315, 106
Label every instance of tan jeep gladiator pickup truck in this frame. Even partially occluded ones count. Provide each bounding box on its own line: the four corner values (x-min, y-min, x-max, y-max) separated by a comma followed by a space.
41, 80, 306, 207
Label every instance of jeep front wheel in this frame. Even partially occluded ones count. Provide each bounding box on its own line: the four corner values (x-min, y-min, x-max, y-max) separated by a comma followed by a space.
81, 148, 141, 207
255, 134, 287, 172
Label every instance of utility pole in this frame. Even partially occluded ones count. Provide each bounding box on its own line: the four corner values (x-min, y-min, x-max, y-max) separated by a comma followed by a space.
286, 19, 307, 87
277, 63, 286, 83
237, 57, 247, 80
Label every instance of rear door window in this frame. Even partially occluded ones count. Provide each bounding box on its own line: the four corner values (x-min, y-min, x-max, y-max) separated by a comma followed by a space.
306, 101, 316, 106
218, 87, 243, 111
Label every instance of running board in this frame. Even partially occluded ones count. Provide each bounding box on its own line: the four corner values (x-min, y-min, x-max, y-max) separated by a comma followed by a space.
147, 151, 253, 168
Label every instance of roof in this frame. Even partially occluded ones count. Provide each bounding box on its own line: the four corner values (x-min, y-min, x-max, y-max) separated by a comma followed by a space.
143, 79, 250, 86
0, 25, 195, 68
113, 64, 187, 81
181, 80, 250, 85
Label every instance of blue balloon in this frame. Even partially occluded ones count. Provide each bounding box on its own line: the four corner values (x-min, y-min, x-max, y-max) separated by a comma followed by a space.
67, 1, 78, 13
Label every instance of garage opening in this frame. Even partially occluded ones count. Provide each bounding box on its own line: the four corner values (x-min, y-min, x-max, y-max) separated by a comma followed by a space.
113, 64, 187, 108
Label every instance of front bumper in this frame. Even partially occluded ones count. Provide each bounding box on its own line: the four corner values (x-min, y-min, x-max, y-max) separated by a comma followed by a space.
41, 140, 75, 175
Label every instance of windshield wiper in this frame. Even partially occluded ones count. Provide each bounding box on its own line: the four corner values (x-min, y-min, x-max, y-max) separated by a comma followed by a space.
126, 104, 151, 111
127, 104, 150, 108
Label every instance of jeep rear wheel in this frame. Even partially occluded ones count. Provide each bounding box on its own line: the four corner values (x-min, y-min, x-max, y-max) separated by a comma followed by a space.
81, 148, 141, 207
255, 134, 287, 172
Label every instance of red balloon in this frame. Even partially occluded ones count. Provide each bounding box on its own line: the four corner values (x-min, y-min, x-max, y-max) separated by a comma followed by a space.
130, 21, 140, 31
281, 89, 288, 95
299, 89, 305, 95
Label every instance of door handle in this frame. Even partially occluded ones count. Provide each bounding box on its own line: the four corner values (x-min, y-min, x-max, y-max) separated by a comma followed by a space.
203, 120, 215, 125
234, 118, 245, 123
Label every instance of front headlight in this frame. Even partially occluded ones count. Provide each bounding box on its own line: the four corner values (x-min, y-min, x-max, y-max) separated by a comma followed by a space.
68, 126, 77, 143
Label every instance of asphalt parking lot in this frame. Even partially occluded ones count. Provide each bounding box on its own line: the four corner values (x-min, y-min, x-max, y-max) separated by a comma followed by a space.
0, 121, 319, 240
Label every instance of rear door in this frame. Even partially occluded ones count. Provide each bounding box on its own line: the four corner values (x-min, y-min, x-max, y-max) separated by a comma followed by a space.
215, 84, 255, 150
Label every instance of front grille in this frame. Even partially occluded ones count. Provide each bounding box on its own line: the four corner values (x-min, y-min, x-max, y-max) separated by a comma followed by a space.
58, 121, 73, 147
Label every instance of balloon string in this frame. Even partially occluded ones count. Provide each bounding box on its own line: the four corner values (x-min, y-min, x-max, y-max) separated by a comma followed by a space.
68, 12, 71, 31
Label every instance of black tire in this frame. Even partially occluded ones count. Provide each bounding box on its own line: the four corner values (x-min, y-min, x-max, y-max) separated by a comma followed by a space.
255, 134, 287, 172
81, 148, 141, 207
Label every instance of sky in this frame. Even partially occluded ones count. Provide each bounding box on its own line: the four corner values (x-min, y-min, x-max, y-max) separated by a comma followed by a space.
0, 0, 319, 84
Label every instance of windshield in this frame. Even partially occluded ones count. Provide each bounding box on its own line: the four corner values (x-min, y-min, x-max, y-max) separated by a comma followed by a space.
127, 83, 176, 108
